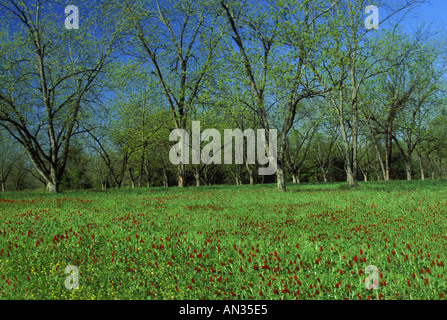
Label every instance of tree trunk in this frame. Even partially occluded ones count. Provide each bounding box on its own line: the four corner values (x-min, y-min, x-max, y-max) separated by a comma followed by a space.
321, 169, 328, 183
384, 131, 392, 181
421, 167, 425, 180
276, 135, 286, 192
194, 167, 200, 187
129, 168, 136, 188
344, 145, 358, 187
231, 164, 243, 186
375, 160, 381, 181
46, 181, 58, 193
46, 166, 59, 193
385, 156, 391, 181
405, 160, 412, 181
292, 171, 300, 184
338, 111, 358, 187
203, 167, 209, 186
144, 156, 151, 188
349, 53, 359, 188
177, 163, 185, 188
98, 174, 105, 190
138, 153, 144, 188
162, 166, 169, 187
366, 119, 386, 181
276, 165, 286, 191
346, 166, 357, 187
1, 180, 5, 192
416, 149, 425, 180
246, 163, 254, 185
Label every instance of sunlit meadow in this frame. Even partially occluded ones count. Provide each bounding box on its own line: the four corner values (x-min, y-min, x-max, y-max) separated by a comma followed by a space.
1, 180, 447, 300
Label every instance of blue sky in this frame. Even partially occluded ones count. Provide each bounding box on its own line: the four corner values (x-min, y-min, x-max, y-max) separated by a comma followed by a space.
406, 0, 447, 32
416, 0, 447, 26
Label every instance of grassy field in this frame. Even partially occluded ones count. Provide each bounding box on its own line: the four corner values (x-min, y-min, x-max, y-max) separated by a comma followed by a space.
1, 180, 447, 300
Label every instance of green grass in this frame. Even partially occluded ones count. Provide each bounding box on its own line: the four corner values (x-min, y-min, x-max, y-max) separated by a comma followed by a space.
1, 180, 447, 300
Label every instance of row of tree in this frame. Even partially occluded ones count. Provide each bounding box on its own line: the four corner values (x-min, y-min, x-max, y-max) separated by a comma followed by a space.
0, 0, 446, 193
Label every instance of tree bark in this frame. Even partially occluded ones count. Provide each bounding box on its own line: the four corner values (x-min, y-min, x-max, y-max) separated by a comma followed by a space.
365, 118, 386, 180
322, 169, 328, 183
438, 155, 443, 179
138, 152, 144, 188
46, 182, 58, 193
292, 171, 300, 184
416, 150, 425, 180
346, 166, 356, 187
375, 160, 381, 181
340, 120, 358, 188
177, 163, 185, 187
144, 155, 151, 188
194, 166, 200, 187
276, 167, 285, 190
405, 161, 412, 181
129, 168, 136, 188
246, 163, 254, 185
276, 135, 286, 191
